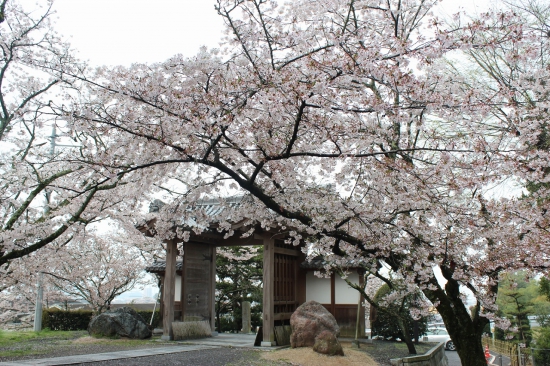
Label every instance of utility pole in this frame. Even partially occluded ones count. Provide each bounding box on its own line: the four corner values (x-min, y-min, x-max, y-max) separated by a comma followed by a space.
34, 125, 56, 331
33, 272, 43, 332
43, 125, 56, 215
33, 124, 81, 331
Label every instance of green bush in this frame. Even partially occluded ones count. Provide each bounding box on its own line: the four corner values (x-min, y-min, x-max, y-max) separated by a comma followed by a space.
41, 308, 161, 331
136, 310, 161, 328
533, 327, 550, 366
42, 309, 93, 331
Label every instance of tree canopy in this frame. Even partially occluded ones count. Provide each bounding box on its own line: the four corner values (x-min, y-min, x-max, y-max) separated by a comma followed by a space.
0, 1, 549, 364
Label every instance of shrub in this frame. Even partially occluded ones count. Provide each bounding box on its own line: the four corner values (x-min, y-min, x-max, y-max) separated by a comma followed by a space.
135, 310, 161, 328
533, 327, 550, 366
42, 309, 93, 331
41, 308, 160, 332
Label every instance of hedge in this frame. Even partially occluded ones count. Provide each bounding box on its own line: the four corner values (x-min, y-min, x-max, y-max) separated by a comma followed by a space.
42, 308, 161, 331
137, 310, 161, 329
42, 308, 93, 331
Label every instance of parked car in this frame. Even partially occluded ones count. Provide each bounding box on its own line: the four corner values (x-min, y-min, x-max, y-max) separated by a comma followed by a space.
422, 328, 456, 351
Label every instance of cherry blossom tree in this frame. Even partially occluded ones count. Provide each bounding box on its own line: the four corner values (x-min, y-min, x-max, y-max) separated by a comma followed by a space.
338, 268, 430, 354
2, 228, 153, 315
0, 0, 144, 274
41, 232, 152, 314
65, 0, 548, 364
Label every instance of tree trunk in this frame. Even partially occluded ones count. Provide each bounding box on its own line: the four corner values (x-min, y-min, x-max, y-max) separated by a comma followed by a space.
437, 297, 487, 366
397, 317, 417, 354
216, 304, 221, 333
422, 271, 489, 366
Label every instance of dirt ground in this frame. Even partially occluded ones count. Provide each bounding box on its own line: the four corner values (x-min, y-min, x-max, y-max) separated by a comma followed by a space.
261, 342, 378, 366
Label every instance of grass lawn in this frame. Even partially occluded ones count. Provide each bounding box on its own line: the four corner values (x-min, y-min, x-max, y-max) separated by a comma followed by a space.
0, 328, 85, 345
0, 329, 165, 360
0, 329, 87, 358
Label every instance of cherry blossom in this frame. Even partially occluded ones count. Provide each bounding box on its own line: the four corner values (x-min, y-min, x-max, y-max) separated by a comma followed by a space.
0, 0, 546, 364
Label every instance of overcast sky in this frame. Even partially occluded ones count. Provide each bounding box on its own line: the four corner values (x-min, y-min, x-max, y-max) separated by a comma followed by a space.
52, 0, 225, 66
49, 0, 493, 67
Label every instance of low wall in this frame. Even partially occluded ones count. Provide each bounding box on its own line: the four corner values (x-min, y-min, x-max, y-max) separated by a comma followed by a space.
390, 342, 448, 366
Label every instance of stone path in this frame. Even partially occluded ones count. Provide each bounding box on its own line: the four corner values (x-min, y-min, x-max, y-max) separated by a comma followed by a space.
0, 345, 218, 366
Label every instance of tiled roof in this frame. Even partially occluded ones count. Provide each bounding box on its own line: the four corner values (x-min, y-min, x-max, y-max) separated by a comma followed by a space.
148, 195, 249, 230
145, 260, 183, 273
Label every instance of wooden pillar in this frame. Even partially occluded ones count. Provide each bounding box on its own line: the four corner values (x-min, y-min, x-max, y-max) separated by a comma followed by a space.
330, 273, 336, 315
159, 277, 165, 327
209, 246, 217, 334
180, 260, 185, 321
162, 239, 177, 340
296, 252, 307, 305
358, 269, 366, 336
262, 238, 275, 346
182, 242, 187, 320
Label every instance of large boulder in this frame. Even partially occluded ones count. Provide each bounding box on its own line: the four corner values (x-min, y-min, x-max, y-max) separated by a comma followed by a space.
88, 307, 151, 339
290, 300, 340, 348
313, 330, 344, 356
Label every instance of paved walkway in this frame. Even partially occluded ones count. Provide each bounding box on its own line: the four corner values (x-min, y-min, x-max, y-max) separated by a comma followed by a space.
0, 345, 217, 366
0, 334, 259, 366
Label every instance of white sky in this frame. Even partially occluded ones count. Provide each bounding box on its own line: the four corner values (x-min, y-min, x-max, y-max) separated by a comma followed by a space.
52, 0, 225, 67
47, 0, 493, 67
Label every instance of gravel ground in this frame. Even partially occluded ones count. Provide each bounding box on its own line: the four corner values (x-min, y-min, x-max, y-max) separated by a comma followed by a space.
70, 348, 276, 366
0, 332, 442, 366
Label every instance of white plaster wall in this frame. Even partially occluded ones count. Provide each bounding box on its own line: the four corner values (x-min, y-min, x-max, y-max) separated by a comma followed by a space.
305, 271, 331, 303
335, 272, 360, 304
175, 275, 182, 301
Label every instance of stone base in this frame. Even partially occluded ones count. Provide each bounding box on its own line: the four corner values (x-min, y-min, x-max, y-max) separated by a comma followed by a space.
261, 341, 275, 347
161, 335, 173, 341
211, 331, 219, 336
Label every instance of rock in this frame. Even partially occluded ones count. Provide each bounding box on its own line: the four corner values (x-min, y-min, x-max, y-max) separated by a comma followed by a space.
290, 300, 340, 348
88, 307, 151, 339
313, 330, 344, 356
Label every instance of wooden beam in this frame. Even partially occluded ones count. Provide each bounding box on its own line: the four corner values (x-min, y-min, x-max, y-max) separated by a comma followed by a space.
162, 240, 177, 340
254, 232, 287, 240
273, 247, 300, 256
189, 233, 263, 246
262, 238, 275, 346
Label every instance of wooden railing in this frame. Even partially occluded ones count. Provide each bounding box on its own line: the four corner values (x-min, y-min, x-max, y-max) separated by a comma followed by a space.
483, 337, 533, 366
